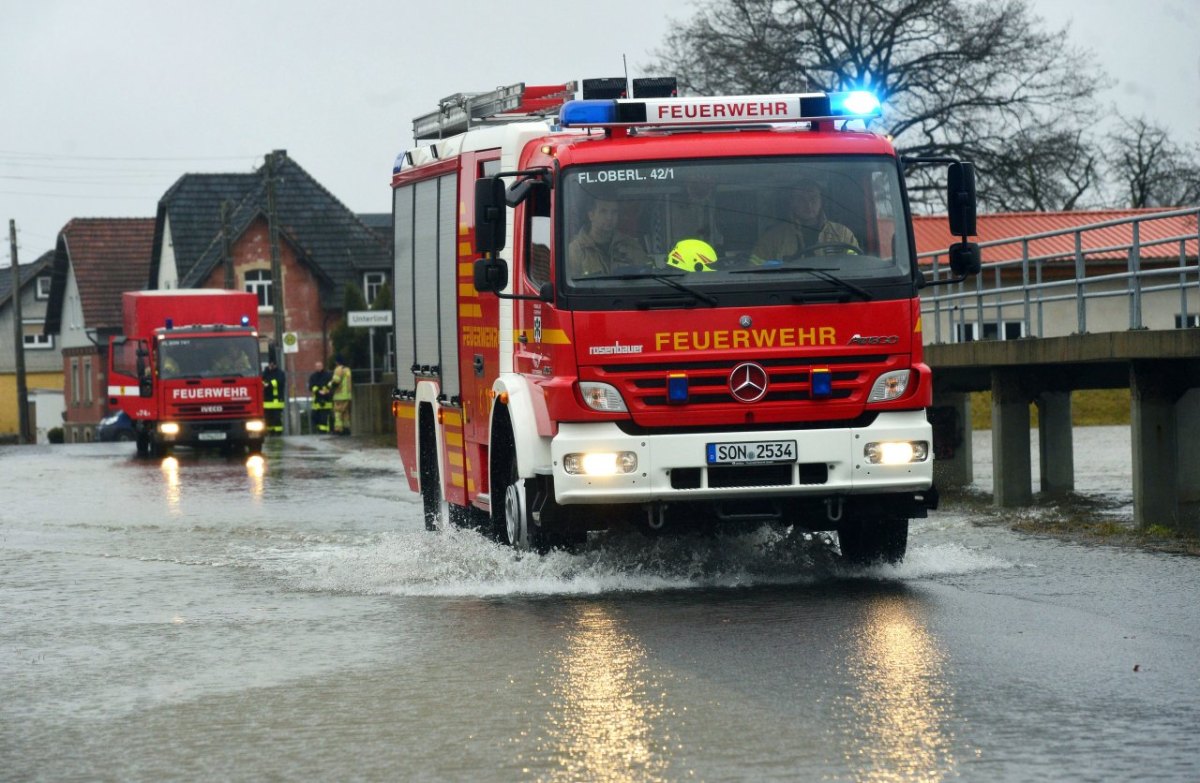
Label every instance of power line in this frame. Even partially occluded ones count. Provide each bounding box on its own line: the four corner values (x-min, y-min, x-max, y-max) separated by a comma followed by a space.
0, 150, 257, 162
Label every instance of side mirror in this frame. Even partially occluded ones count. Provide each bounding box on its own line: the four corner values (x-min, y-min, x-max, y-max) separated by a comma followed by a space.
948, 242, 981, 277
473, 257, 509, 293
474, 177, 507, 254
947, 162, 977, 237
139, 376, 153, 397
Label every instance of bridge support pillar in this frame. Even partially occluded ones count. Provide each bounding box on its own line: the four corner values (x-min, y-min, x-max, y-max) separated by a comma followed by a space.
1036, 391, 1074, 494
931, 392, 973, 487
991, 369, 1032, 507
1130, 361, 1195, 532
1178, 389, 1200, 535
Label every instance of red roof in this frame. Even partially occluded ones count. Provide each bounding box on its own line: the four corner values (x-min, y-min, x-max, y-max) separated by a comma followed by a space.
60, 218, 155, 328
913, 208, 1199, 266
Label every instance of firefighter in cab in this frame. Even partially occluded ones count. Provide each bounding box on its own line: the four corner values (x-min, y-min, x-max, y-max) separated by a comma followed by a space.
308, 359, 333, 434
261, 357, 286, 434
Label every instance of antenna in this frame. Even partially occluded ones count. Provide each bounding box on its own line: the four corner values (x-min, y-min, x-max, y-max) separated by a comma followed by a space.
622, 53, 630, 99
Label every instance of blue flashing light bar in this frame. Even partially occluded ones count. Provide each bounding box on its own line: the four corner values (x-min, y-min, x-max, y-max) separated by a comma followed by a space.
666, 372, 689, 404
560, 91, 882, 129
811, 368, 833, 397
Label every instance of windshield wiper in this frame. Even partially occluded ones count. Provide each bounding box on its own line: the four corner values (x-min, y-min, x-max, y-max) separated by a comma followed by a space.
580, 271, 719, 306
729, 265, 873, 301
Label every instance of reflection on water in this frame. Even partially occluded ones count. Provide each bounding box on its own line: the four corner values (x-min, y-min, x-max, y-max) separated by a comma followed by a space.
246, 454, 266, 501
841, 594, 958, 782
535, 604, 673, 783
159, 456, 181, 514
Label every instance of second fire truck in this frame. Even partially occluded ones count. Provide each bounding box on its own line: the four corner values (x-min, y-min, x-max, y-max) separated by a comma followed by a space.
390, 79, 979, 563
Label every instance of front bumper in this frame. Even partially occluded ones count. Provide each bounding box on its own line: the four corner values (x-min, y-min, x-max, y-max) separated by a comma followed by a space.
549, 410, 932, 505
153, 418, 265, 447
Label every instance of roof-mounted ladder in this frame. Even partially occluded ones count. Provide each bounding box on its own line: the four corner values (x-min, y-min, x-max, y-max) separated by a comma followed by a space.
412, 82, 578, 141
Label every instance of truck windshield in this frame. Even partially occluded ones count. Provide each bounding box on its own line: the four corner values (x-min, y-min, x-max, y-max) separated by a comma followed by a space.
158, 335, 260, 380
561, 156, 912, 304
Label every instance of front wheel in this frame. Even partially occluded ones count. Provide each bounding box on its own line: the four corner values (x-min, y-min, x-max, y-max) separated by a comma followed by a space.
502, 460, 548, 553
837, 518, 908, 565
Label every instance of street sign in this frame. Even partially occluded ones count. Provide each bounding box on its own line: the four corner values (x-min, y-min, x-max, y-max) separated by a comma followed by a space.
282, 331, 300, 354
348, 310, 393, 328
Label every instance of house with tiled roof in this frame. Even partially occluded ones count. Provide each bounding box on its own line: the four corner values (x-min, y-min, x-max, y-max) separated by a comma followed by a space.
913, 208, 1199, 343
1, 251, 62, 441
150, 150, 391, 387
43, 218, 155, 442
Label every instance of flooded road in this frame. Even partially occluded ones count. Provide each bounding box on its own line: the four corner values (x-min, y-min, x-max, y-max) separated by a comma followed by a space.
2, 428, 1198, 781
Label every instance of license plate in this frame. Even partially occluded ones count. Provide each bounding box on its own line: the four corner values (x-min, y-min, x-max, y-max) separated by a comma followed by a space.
706, 440, 797, 465
197, 431, 227, 441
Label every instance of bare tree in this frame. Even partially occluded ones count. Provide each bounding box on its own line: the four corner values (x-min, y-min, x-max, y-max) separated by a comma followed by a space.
649, 0, 1108, 211
1106, 115, 1200, 208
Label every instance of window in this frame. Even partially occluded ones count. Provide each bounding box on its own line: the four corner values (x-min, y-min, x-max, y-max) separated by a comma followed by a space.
363, 272, 387, 305
112, 338, 145, 377
954, 321, 1026, 342
83, 358, 93, 405
22, 322, 53, 349
71, 358, 80, 406
245, 269, 272, 308
1175, 314, 1199, 328
36, 277, 51, 300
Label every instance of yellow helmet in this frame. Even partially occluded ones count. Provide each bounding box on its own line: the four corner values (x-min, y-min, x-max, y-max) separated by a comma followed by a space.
666, 238, 718, 272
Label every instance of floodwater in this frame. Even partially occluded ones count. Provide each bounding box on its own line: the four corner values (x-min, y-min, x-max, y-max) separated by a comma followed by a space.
1, 427, 1197, 782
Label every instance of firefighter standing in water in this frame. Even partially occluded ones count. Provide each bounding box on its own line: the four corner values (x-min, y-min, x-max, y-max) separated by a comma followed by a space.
308, 359, 333, 434
261, 357, 286, 434
326, 355, 353, 435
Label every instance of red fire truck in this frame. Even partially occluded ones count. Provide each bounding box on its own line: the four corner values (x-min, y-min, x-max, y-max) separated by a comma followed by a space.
107, 290, 266, 456
390, 80, 979, 563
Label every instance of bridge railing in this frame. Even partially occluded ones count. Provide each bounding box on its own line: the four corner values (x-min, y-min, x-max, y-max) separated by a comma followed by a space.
919, 207, 1200, 343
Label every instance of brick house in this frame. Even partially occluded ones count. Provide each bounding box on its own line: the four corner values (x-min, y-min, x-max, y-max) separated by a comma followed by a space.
42, 219, 155, 442
149, 150, 392, 399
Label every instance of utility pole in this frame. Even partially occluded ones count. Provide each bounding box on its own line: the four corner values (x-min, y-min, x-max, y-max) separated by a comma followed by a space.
8, 220, 30, 444
265, 150, 288, 435
220, 200, 234, 290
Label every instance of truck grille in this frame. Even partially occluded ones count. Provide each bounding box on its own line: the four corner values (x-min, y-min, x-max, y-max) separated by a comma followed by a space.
599, 354, 890, 409
173, 401, 255, 417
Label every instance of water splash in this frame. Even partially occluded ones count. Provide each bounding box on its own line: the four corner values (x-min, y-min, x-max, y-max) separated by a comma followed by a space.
253, 524, 1011, 597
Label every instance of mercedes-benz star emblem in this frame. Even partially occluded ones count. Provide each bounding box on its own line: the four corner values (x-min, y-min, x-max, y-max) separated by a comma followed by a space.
739, 315, 753, 329
729, 362, 769, 403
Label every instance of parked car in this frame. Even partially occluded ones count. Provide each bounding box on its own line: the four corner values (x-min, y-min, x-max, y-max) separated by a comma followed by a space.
97, 411, 136, 442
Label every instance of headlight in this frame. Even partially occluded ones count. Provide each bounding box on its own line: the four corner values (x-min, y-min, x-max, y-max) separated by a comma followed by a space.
564, 451, 638, 475
868, 370, 912, 402
245, 420, 265, 433
864, 441, 929, 464
159, 422, 180, 436
578, 382, 628, 413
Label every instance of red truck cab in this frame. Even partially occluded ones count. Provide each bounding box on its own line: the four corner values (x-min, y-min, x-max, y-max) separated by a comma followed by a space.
107, 290, 266, 456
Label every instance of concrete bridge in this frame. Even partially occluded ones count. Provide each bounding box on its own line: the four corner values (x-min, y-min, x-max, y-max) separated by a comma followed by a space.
920, 208, 1200, 534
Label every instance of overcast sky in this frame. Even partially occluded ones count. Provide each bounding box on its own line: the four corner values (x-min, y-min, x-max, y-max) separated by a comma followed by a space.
3, 0, 1197, 266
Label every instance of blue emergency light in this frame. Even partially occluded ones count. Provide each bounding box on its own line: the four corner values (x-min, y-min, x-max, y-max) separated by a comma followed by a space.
828, 91, 881, 117
561, 100, 620, 127
811, 368, 833, 398
241, 315, 250, 326
165, 318, 174, 330
667, 372, 689, 404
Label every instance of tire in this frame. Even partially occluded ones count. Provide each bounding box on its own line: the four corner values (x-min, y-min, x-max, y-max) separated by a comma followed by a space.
837, 517, 908, 565
135, 432, 151, 456
418, 407, 442, 531
116, 430, 135, 442
501, 452, 549, 553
